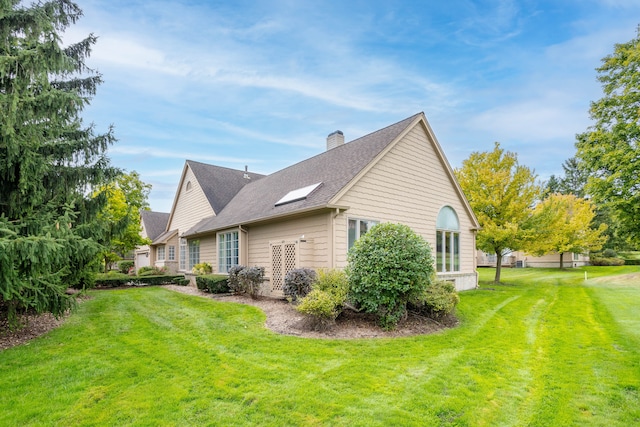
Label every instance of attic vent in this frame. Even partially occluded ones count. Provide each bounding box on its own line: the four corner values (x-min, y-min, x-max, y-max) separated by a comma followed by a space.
275, 182, 322, 206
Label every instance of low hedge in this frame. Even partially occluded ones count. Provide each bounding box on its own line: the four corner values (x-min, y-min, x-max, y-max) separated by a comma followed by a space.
624, 259, 640, 266
95, 275, 184, 287
195, 275, 230, 293
590, 257, 625, 266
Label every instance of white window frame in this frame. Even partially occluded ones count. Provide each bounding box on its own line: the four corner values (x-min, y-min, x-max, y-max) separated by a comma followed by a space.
436, 206, 460, 273
348, 218, 379, 250
218, 230, 239, 273
179, 238, 187, 271
157, 245, 165, 261
168, 245, 175, 261
188, 240, 200, 270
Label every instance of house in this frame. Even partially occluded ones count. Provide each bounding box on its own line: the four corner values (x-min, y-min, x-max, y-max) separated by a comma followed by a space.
145, 161, 265, 274
511, 251, 590, 268
148, 112, 481, 294
135, 210, 170, 272
476, 250, 590, 268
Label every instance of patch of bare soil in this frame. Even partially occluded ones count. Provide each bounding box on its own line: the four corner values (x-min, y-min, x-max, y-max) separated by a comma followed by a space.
163, 285, 457, 339
0, 311, 69, 351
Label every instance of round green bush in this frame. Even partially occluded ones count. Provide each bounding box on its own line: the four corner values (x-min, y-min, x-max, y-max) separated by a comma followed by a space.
346, 222, 435, 329
410, 280, 460, 320
296, 269, 348, 330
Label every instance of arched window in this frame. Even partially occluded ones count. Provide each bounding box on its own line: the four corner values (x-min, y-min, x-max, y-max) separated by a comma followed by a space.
436, 206, 460, 272
186, 181, 192, 191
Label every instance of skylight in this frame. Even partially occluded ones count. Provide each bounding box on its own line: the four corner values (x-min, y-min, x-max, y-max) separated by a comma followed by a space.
275, 182, 322, 206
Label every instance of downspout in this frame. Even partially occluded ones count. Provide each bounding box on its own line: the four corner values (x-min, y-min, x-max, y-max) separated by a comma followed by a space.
331, 208, 342, 269
239, 225, 248, 266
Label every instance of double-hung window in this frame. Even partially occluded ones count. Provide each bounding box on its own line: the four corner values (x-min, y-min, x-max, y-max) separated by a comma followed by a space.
157, 245, 165, 261
436, 206, 460, 273
218, 231, 239, 273
168, 245, 175, 261
348, 218, 379, 250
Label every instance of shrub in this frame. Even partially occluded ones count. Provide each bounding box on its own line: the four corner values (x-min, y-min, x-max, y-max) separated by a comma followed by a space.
227, 265, 246, 293
172, 277, 191, 286
410, 280, 460, 320
94, 274, 182, 287
602, 249, 618, 258
296, 269, 348, 330
283, 268, 317, 302
347, 223, 435, 330
138, 266, 167, 276
118, 260, 134, 274
192, 262, 212, 275
239, 267, 265, 299
196, 275, 230, 293
95, 272, 130, 287
228, 265, 265, 298
590, 257, 625, 266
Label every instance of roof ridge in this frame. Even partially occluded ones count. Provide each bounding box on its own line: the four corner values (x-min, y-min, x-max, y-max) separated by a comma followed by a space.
186, 159, 266, 177
253, 112, 424, 179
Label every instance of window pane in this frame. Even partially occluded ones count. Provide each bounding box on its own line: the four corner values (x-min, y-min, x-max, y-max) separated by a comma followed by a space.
189, 241, 200, 270
168, 246, 175, 261
348, 219, 357, 249
445, 232, 452, 271
179, 241, 186, 270
217, 232, 239, 273
436, 206, 460, 230
436, 230, 443, 272
453, 233, 460, 271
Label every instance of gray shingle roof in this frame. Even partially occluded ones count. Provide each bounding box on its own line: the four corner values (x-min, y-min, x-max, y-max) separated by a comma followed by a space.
187, 160, 266, 214
185, 113, 422, 236
140, 210, 170, 240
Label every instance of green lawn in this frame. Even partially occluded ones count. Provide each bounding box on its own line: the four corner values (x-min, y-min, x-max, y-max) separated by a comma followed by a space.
1, 267, 639, 426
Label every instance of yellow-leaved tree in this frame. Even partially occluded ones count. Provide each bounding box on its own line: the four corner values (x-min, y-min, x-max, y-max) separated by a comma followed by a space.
528, 194, 608, 268
455, 142, 540, 283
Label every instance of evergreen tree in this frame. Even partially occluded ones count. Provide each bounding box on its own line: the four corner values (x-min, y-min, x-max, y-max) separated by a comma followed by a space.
0, 0, 119, 326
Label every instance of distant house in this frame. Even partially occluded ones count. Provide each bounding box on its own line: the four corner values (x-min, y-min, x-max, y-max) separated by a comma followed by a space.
477, 250, 590, 268
135, 210, 170, 272
144, 113, 481, 294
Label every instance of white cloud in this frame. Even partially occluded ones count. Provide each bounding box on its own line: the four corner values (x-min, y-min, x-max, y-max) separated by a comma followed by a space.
109, 146, 262, 165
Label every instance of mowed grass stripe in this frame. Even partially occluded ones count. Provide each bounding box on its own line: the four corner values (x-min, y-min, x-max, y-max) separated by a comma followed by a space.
0, 267, 639, 426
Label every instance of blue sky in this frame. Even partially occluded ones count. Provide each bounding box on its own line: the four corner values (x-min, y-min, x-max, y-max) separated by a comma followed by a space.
66, 0, 640, 212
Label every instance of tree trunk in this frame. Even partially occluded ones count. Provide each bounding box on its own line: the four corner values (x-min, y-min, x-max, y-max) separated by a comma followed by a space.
495, 252, 503, 283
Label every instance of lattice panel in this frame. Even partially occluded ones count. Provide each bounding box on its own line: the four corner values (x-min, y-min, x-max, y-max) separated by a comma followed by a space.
271, 244, 284, 291
284, 243, 297, 272
270, 241, 298, 293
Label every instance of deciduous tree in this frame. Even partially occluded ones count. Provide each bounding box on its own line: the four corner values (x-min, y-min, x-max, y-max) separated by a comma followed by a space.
528, 194, 607, 267
96, 172, 151, 272
0, 0, 118, 326
455, 142, 540, 282
575, 27, 640, 247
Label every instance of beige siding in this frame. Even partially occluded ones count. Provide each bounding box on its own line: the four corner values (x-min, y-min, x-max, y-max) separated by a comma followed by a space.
198, 235, 217, 267
334, 123, 477, 285
135, 219, 151, 271
514, 251, 590, 268
246, 213, 330, 279
169, 166, 215, 234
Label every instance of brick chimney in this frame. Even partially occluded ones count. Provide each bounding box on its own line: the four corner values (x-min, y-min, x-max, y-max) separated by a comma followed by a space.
326, 130, 344, 150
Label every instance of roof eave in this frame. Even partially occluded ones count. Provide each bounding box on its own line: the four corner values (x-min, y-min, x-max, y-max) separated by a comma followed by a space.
184, 203, 350, 238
